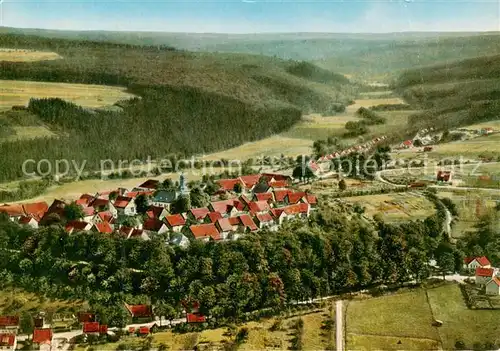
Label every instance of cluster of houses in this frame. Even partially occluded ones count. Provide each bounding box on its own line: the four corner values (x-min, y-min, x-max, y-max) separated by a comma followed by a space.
316, 135, 388, 163
0, 173, 318, 247
0, 316, 53, 351
464, 256, 500, 295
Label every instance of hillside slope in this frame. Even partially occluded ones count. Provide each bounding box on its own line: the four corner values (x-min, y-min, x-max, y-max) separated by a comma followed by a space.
0, 33, 353, 182
395, 54, 500, 130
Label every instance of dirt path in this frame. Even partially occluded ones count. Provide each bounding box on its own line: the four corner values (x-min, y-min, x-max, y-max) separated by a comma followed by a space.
336, 300, 344, 351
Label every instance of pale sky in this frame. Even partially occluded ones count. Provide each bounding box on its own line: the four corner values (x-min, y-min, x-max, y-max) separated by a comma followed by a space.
2, 0, 499, 33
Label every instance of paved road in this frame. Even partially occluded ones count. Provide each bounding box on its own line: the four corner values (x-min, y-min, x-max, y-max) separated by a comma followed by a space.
336, 300, 343, 351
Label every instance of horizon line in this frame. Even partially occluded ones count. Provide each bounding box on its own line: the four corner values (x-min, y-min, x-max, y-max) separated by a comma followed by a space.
2, 25, 499, 35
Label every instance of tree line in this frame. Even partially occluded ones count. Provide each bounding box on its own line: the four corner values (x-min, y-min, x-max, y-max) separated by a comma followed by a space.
0, 198, 455, 327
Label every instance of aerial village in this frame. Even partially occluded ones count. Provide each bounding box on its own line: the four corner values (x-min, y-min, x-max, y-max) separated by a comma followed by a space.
0, 172, 317, 249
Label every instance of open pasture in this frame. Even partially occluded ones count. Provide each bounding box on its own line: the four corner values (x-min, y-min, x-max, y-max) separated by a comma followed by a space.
0, 80, 135, 111
0, 48, 62, 62
343, 192, 435, 221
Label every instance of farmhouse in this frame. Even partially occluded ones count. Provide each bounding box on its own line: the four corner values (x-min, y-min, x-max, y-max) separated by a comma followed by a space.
92, 222, 113, 234
145, 206, 168, 221
0, 334, 16, 351
255, 212, 276, 230
475, 267, 495, 286
18, 216, 39, 229
164, 214, 186, 232
113, 196, 136, 216
486, 276, 500, 295
65, 221, 92, 234
124, 304, 153, 322
464, 256, 491, 270
143, 218, 169, 236
188, 208, 210, 222
32, 328, 53, 346
137, 179, 160, 191
189, 223, 221, 241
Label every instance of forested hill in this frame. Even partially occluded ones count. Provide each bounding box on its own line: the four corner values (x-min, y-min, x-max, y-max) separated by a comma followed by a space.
394, 54, 500, 131
0, 33, 353, 182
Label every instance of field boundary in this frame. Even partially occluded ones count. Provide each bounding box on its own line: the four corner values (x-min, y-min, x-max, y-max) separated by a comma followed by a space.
425, 289, 444, 348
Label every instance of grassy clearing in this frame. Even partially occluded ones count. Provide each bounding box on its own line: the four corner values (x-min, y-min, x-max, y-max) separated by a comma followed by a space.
427, 284, 500, 349
202, 135, 312, 160
0, 80, 135, 111
0, 48, 61, 62
346, 289, 439, 341
346, 334, 440, 350
0, 286, 83, 315
343, 192, 435, 222
424, 134, 500, 158
437, 190, 499, 238
1, 126, 56, 142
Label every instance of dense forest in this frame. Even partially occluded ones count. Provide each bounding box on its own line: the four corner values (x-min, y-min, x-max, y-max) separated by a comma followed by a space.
395, 55, 500, 130
0, 33, 355, 182
0, 196, 463, 327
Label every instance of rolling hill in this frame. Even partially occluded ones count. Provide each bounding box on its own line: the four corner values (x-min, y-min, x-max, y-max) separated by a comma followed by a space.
0, 33, 353, 182
395, 54, 500, 131
3, 27, 500, 82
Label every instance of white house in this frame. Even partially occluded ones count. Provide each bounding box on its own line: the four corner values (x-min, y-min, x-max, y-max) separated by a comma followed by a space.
464, 256, 491, 271
164, 214, 186, 233
113, 196, 136, 216
18, 216, 39, 229
486, 277, 500, 295
475, 267, 495, 286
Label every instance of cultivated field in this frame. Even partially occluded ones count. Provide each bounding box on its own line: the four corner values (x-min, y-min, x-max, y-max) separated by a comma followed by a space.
0, 48, 62, 62
0, 80, 135, 111
346, 283, 500, 350
343, 192, 435, 222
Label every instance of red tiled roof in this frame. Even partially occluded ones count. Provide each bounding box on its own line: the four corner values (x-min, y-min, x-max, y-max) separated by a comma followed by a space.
187, 313, 206, 323
216, 218, 233, 232
255, 192, 274, 202
165, 214, 186, 227
0, 204, 24, 217
403, 140, 413, 146
274, 190, 292, 202
465, 256, 491, 266
210, 199, 237, 214
0, 334, 15, 347
239, 174, 261, 188
76, 195, 94, 206
138, 179, 160, 190
256, 212, 274, 223
308, 161, 320, 172
306, 194, 317, 205
228, 217, 241, 226
0, 316, 19, 327
475, 267, 494, 277
268, 180, 288, 188
286, 192, 307, 204
143, 218, 166, 232
189, 208, 210, 220
261, 173, 292, 182
33, 328, 53, 344
81, 206, 96, 217
238, 214, 258, 231
94, 222, 113, 234
126, 191, 154, 199
217, 179, 243, 191
113, 196, 132, 209
208, 212, 223, 223
270, 208, 285, 218
248, 201, 271, 214
97, 211, 114, 223
90, 198, 109, 209
282, 203, 310, 216
124, 304, 153, 318
22, 202, 49, 219
100, 325, 108, 334
190, 224, 221, 240
146, 206, 165, 219
83, 322, 100, 333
